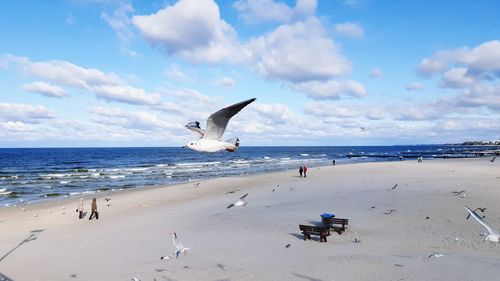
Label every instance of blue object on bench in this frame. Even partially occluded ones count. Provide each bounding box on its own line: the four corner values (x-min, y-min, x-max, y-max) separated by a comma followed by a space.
320, 213, 335, 219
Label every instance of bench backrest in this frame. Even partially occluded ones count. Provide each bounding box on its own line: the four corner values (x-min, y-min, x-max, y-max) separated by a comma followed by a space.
299, 224, 329, 233
324, 218, 349, 225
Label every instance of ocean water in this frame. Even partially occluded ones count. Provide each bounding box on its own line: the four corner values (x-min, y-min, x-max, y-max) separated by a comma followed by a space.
0, 145, 496, 206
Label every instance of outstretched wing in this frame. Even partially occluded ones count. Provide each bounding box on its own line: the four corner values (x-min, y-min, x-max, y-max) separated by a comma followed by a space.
185, 121, 206, 138
465, 206, 499, 235
240, 193, 249, 200
203, 98, 256, 140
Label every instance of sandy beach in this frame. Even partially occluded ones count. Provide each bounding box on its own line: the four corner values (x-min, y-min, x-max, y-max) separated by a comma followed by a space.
1, 158, 500, 281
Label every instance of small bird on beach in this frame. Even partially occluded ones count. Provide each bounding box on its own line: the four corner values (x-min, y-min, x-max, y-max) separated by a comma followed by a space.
490, 156, 496, 162
427, 253, 444, 259
184, 98, 256, 153
285, 244, 291, 248
383, 209, 396, 215
105, 198, 111, 202
388, 184, 398, 191
369, 206, 376, 210
465, 206, 499, 243
466, 207, 486, 220
353, 238, 361, 243
227, 193, 248, 209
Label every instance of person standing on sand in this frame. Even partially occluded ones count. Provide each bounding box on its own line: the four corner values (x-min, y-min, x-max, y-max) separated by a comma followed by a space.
76, 198, 84, 219
89, 198, 98, 220
303, 165, 308, 178
299, 166, 303, 177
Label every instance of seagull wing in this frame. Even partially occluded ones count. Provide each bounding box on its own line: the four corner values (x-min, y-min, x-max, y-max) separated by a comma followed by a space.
240, 193, 249, 200
172, 232, 184, 250
185, 122, 206, 138
227, 203, 235, 209
465, 206, 499, 235
203, 98, 256, 140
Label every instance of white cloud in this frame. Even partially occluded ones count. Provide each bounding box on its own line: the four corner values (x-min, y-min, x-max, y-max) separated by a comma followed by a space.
251, 102, 292, 123
132, 0, 243, 64
88, 106, 180, 131
369, 67, 383, 78
248, 18, 352, 82
0, 121, 34, 132
101, 4, 134, 43
91, 85, 161, 105
416, 40, 500, 77
22, 81, 68, 98
233, 0, 293, 23
440, 67, 476, 89
405, 82, 425, 91
165, 66, 188, 81
213, 76, 235, 87
292, 80, 366, 100
3, 54, 161, 106
393, 104, 441, 121
0, 102, 54, 123
303, 102, 357, 118
365, 109, 385, 120
233, 0, 316, 23
456, 84, 500, 110
132, 1, 363, 102
334, 22, 364, 38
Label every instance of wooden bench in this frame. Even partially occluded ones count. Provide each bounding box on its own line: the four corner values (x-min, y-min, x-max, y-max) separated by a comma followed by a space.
322, 217, 348, 234
299, 225, 331, 242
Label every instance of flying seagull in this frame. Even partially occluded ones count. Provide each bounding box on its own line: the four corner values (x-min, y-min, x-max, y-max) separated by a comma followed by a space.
227, 193, 248, 209
427, 253, 444, 259
388, 184, 398, 191
452, 190, 466, 197
166, 232, 190, 259
465, 206, 499, 243
184, 98, 256, 153
466, 207, 486, 220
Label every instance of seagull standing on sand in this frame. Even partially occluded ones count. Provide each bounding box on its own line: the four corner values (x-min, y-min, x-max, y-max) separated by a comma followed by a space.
184, 98, 256, 153
465, 206, 500, 243
227, 193, 248, 209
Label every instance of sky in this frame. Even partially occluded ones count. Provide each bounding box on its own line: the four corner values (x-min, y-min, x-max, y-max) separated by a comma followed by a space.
0, 0, 499, 147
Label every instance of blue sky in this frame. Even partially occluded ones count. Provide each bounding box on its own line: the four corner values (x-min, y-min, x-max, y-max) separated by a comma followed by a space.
0, 0, 499, 147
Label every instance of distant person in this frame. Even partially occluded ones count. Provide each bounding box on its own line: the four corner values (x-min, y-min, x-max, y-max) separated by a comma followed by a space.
299, 166, 303, 177
89, 198, 98, 220
76, 198, 84, 219
399, 156, 403, 161
303, 165, 308, 178
332, 159, 336, 166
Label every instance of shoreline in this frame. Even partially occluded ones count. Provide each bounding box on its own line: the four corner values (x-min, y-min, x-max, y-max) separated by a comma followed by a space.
1, 157, 500, 280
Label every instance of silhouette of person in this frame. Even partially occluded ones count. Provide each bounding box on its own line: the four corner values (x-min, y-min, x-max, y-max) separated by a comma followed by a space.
89, 198, 98, 220
299, 166, 303, 177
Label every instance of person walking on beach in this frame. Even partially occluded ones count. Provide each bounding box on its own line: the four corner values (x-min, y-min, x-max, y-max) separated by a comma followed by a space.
299, 166, 303, 177
89, 198, 98, 220
77, 198, 84, 219
303, 165, 308, 178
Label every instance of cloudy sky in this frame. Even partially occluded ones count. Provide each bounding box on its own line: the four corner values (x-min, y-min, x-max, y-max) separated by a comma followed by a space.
1, 0, 499, 147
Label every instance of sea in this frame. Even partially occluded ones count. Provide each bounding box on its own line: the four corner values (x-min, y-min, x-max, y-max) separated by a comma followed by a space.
0, 145, 497, 206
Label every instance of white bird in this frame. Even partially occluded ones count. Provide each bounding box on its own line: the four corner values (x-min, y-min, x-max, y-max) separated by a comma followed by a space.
131, 277, 141, 281
184, 98, 256, 153
227, 193, 248, 209
427, 253, 444, 259
465, 206, 500, 243
169, 232, 190, 258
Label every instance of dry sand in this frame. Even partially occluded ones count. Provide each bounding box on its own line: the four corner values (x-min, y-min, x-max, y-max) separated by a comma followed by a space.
1, 158, 500, 281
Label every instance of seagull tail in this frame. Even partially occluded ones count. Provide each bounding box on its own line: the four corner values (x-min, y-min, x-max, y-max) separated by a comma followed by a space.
224, 137, 240, 152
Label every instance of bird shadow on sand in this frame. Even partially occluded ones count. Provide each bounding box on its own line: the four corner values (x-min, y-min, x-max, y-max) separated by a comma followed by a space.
293, 272, 323, 281
0, 229, 44, 263
0, 272, 15, 281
